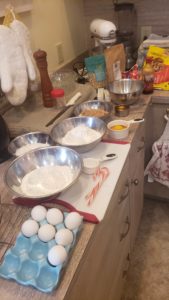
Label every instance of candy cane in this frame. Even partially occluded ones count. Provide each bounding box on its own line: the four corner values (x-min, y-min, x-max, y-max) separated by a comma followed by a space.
85, 167, 109, 206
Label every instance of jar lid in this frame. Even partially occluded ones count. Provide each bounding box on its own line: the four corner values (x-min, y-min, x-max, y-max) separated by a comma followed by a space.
51, 88, 65, 98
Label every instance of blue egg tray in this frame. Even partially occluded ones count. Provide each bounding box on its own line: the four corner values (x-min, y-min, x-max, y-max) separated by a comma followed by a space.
0, 213, 82, 293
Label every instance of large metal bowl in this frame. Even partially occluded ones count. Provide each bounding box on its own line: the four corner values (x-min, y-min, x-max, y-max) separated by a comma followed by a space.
4, 146, 82, 200
73, 100, 113, 120
8, 132, 55, 157
50, 116, 106, 153
109, 79, 144, 105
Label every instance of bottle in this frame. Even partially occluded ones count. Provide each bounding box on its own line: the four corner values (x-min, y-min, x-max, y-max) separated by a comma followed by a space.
142, 58, 154, 94
33, 49, 53, 108
50, 89, 65, 108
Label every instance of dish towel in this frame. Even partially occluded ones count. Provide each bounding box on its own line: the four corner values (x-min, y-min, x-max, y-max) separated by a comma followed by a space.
144, 118, 169, 187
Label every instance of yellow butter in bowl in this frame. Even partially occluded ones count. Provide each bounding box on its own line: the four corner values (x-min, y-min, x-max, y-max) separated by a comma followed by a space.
110, 125, 127, 131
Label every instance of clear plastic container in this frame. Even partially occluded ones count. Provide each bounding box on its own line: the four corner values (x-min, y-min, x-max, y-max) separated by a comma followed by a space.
51, 71, 76, 97
50, 89, 65, 108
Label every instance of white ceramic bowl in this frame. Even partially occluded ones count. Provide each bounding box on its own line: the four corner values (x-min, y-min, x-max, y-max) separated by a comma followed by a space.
107, 120, 129, 140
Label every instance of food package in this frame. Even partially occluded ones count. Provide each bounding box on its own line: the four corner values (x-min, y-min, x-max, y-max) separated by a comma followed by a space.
122, 64, 142, 80
85, 54, 106, 88
145, 45, 169, 90
104, 43, 126, 83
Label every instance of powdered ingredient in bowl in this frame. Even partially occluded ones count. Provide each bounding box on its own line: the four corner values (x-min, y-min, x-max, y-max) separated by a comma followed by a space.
80, 108, 108, 118
61, 125, 102, 145
20, 165, 74, 197
15, 143, 50, 156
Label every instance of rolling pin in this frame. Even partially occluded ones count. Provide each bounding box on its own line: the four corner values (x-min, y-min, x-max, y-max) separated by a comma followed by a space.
33, 49, 53, 108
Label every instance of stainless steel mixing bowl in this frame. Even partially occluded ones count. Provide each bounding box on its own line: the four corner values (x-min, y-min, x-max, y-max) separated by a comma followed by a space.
4, 146, 82, 200
50, 116, 106, 153
109, 79, 144, 105
8, 132, 55, 157
73, 100, 113, 120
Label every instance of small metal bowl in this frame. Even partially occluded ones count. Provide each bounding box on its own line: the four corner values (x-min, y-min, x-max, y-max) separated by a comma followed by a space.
4, 146, 82, 200
8, 132, 55, 157
50, 116, 106, 153
73, 100, 112, 120
109, 79, 144, 106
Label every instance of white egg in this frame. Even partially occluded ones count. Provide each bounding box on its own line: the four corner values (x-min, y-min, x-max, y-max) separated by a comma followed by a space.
38, 224, 56, 242
64, 212, 83, 230
48, 245, 67, 266
46, 208, 63, 225
31, 205, 47, 222
55, 228, 74, 246
21, 219, 39, 237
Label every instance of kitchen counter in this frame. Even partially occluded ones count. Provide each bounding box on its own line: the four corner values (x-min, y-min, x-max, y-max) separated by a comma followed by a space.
0, 90, 166, 300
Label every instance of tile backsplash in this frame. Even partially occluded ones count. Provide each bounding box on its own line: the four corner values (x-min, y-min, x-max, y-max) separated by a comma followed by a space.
84, 0, 169, 46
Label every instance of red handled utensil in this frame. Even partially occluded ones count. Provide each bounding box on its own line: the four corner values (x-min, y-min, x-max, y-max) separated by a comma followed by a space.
13, 197, 99, 224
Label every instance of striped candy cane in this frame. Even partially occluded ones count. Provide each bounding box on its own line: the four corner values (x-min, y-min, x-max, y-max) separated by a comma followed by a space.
85, 167, 109, 206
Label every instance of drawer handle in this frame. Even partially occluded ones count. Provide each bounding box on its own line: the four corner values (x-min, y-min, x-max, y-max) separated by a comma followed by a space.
118, 182, 129, 204
122, 253, 130, 278
120, 216, 130, 242
131, 178, 139, 186
137, 144, 145, 152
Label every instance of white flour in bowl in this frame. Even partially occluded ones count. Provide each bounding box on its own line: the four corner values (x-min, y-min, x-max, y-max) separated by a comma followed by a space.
20, 165, 74, 197
61, 125, 101, 145
15, 143, 50, 156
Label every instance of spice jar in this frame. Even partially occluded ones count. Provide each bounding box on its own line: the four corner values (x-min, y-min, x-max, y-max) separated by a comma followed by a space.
142, 57, 154, 94
51, 89, 65, 108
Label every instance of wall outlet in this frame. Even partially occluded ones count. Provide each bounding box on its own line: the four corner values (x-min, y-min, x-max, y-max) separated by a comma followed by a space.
140, 26, 152, 42
55, 42, 64, 64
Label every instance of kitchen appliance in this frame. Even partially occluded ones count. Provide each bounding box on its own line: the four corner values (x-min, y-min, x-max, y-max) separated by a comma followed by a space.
114, 1, 137, 69
0, 115, 10, 163
90, 19, 117, 54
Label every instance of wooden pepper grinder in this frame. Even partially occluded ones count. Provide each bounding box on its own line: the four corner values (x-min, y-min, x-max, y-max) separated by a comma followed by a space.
33, 49, 53, 107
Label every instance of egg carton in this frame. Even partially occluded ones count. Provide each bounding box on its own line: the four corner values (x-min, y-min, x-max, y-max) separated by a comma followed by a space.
0, 212, 82, 293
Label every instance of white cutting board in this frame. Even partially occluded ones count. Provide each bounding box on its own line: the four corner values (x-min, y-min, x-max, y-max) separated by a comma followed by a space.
59, 142, 130, 221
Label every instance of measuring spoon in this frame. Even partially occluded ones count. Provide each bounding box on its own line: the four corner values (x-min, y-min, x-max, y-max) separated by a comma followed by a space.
83, 153, 117, 175
125, 118, 144, 125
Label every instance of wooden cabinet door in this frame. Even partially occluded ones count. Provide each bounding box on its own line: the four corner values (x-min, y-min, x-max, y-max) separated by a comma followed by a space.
64, 159, 131, 300
129, 124, 145, 249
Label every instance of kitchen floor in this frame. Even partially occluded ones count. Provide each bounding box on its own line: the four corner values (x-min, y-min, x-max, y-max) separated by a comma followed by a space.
122, 197, 169, 300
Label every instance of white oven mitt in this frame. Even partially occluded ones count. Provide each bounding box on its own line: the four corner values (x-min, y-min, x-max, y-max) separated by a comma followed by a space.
10, 19, 36, 82
0, 25, 28, 105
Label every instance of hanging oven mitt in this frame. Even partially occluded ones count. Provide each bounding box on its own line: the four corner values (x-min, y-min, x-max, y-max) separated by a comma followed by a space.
0, 25, 29, 105
144, 119, 169, 187
10, 19, 36, 82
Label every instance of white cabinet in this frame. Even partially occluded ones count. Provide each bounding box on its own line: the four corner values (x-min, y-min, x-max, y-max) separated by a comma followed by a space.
129, 124, 145, 249
64, 158, 131, 300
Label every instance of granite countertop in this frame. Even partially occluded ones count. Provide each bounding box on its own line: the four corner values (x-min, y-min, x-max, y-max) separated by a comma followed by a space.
0, 90, 164, 300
